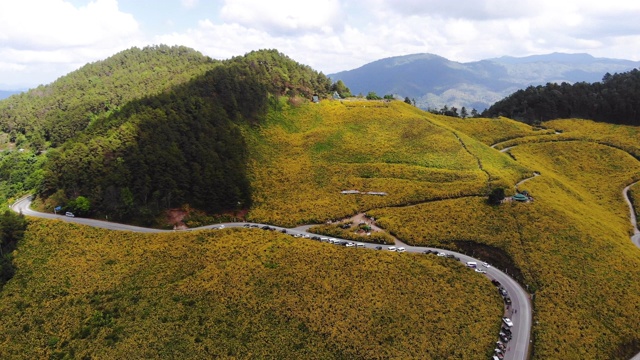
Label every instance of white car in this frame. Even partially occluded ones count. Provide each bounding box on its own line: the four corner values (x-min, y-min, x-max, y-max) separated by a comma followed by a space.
65, 212, 75, 217
482, 262, 491, 268
475, 268, 487, 274
345, 242, 355, 247
388, 246, 397, 251
356, 243, 365, 248
437, 252, 446, 257
502, 317, 514, 327
396, 247, 406, 252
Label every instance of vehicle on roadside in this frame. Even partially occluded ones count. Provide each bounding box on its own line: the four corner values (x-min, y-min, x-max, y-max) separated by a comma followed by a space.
65, 212, 74, 217
504, 297, 512, 305
466, 261, 477, 268
243, 224, 251, 228
423, 250, 433, 254
437, 252, 446, 257
261, 226, 271, 230
388, 246, 397, 251
345, 242, 355, 247
396, 247, 406, 252
356, 243, 365, 248
375, 246, 382, 250
492, 279, 501, 286
483, 262, 491, 268
502, 317, 513, 327
475, 268, 487, 274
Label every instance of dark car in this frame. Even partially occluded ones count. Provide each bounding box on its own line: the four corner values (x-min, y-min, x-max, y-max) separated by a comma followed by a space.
375, 246, 382, 250
492, 279, 501, 286
261, 226, 271, 230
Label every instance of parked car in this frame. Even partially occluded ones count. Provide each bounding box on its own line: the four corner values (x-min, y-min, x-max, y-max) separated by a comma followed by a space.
243, 224, 251, 228
396, 247, 406, 252
437, 252, 446, 257
345, 242, 355, 247
492, 279, 501, 286
388, 246, 397, 251
375, 246, 382, 250
65, 212, 74, 217
475, 268, 487, 274
502, 317, 514, 327
356, 243, 365, 248
504, 297, 512, 305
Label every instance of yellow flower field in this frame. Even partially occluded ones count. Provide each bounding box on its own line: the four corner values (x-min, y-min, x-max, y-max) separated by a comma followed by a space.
0, 219, 502, 359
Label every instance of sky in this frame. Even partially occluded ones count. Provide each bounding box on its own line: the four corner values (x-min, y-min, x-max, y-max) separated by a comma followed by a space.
1, 0, 640, 90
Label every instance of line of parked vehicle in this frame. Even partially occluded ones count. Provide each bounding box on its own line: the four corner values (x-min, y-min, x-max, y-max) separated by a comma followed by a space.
490, 278, 515, 360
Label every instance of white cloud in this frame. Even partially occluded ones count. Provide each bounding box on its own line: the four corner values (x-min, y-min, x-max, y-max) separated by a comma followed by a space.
2, 0, 640, 89
181, 0, 199, 9
0, 0, 142, 88
220, 0, 344, 35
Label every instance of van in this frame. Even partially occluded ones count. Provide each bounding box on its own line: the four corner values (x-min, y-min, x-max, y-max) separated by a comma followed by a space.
466, 261, 477, 268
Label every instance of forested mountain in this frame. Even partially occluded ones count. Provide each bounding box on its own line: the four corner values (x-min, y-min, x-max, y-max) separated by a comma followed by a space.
329, 52, 640, 112
483, 69, 640, 125
34, 49, 332, 224
0, 45, 218, 149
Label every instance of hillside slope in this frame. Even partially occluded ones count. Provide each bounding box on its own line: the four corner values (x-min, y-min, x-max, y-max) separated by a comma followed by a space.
0, 45, 218, 148
37, 49, 333, 224
368, 119, 640, 359
245, 99, 531, 226
0, 219, 501, 359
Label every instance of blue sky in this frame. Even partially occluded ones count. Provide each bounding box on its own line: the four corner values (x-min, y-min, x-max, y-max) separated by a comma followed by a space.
1, 0, 640, 90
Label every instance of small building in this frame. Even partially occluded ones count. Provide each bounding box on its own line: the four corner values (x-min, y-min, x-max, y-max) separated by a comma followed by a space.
512, 193, 528, 202
332, 91, 341, 100
312, 95, 320, 103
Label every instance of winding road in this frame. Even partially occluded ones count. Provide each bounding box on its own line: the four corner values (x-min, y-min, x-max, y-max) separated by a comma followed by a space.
11, 195, 532, 360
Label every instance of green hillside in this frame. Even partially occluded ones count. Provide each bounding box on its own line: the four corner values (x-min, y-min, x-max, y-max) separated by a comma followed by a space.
31, 49, 334, 224
368, 121, 640, 359
0, 45, 218, 148
246, 100, 531, 226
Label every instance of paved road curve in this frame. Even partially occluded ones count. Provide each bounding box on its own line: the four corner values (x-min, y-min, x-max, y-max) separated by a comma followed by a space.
12, 195, 532, 360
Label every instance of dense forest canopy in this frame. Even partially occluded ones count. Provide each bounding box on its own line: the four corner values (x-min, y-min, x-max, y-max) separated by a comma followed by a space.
28, 48, 333, 224
482, 68, 640, 125
0, 45, 219, 149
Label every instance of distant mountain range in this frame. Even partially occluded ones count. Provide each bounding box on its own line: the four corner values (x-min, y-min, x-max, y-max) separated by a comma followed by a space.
329, 53, 640, 111
0, 90, 23, 100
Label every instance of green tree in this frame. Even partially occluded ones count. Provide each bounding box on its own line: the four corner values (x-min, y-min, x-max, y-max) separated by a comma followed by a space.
366, 92, 381, 100
487, 187, 505, 205
404, 97, 412, 105
460, 107, 468, 119
330, 80, 351, 98
68, 196, 91, 216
